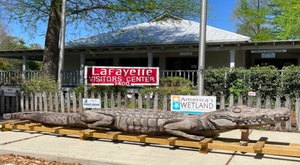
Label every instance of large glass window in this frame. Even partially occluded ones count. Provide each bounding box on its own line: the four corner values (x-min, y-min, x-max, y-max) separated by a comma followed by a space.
166, 57, 198, 70
85, 59, 113, 66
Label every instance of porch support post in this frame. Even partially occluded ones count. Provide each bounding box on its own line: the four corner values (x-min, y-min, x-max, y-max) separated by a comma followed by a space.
80, 54, 85, 84
147, 47, 153, 67
22, 55, 27, 79
230, 49, 235, 68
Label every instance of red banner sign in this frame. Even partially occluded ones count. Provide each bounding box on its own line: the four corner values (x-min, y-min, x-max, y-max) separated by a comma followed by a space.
85, 66, 159, 86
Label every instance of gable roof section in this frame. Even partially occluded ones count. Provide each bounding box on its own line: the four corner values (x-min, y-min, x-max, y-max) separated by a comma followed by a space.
68, 14, 251, 47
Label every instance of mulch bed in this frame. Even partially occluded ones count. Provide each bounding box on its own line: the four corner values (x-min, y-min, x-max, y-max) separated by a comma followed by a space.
0, 154, 81, 165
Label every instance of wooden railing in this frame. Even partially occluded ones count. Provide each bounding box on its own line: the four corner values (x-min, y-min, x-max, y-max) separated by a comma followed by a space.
0, 91, 299, 132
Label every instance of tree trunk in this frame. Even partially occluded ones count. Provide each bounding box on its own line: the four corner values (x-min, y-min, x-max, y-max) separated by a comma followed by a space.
42, 0, 62, 80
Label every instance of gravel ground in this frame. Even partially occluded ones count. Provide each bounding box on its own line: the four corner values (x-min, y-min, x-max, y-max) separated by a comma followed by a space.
0, 154, 82, 165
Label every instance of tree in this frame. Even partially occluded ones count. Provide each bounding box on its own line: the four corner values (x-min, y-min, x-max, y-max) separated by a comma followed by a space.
233, 0, 273, 41
0, 0, 200, 79
271, 0, 300, 39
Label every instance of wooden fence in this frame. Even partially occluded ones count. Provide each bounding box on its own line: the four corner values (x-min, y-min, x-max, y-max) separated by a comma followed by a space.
0, 91, 300, 132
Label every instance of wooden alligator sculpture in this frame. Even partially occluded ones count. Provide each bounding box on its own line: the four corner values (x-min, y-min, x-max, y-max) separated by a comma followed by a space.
3, 106, 290, 140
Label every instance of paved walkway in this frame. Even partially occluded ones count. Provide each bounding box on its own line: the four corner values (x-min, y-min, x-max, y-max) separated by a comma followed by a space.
0, 129, 300, 165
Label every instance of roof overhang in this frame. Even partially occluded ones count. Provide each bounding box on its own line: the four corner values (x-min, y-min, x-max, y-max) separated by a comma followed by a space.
1, 40, 300, 59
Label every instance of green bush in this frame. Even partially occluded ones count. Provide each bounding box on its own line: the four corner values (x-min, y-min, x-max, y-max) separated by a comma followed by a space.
248, 66, 280, 97
282, 65, 300, 97
21, 75, 57, 94
204, 67, 229, 95
140, 77, 195, 95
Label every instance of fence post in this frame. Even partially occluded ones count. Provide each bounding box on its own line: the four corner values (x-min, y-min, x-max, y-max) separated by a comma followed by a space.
55, 92, 59, 112
146, 93, 151, 110
163, 95, 167, 111
111, 92, 115, 109
256, 95, 261, 109
296, 97, 300, 132
274, 95, 282, 131
34, 93, 38, 111
48, 93, 53, 112
104, 92, 108, 109
0, 90, 4, 114
30, 93, 34, 112
25, 93, 29, 112
16, 91, 20, 112
247, 96, 253, 107
154, 93, 158, 110
66, 92, 70, 113
220, 94, 225, 109
117, 92, 121, 109
229, 94, 234, 107
124, 93, 128, 110
284, 95, 292, 131
72, 92, 77, 112
39, 93, 43, 111
79, 93, 83, 112
265, 96, 271, 109
43, 92, 48, 112
60, 92, 65, 113
138, 93, 143, 109
237, 95, 243, 105
20, 91, 24, 112
131, 92, 135, 109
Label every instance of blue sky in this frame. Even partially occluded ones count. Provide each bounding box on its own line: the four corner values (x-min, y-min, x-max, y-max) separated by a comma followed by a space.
6, 0, 238, 48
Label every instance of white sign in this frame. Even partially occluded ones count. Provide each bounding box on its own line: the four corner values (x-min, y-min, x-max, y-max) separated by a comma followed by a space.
251, 49, 287, 53
261, 52, 275, 59
0, 86, 20, 97
171, 95, 216, 115
248, 91, 256, 97
82, 98, 101, 109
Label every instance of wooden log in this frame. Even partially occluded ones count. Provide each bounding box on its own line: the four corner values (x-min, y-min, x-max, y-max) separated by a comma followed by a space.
240, 129, 250, 146
167, 137, 178, 146
199, 138, 213, 154
253, 137, 268, 153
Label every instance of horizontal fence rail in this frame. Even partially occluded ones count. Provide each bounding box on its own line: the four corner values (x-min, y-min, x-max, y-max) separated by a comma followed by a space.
0, 90, 299, 132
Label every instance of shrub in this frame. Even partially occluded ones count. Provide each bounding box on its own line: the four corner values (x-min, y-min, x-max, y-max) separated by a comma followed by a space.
282, 65, 300, 97
73, 84, 127, 95
21, 75, 57, 94
140, 77, 195, 95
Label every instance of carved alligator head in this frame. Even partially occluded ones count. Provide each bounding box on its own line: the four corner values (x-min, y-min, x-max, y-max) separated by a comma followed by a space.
206, 106, 290, 130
